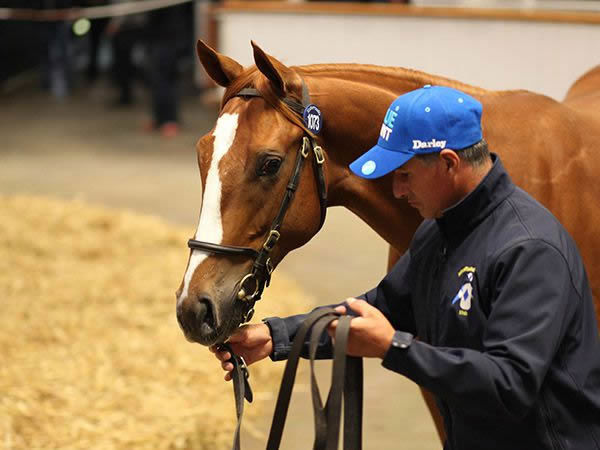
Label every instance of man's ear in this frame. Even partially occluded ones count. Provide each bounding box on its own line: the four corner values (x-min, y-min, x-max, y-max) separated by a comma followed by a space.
440, 149, 460, 172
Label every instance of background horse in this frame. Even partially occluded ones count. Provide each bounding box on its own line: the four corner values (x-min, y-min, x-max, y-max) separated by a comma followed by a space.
176, 41, 600, 443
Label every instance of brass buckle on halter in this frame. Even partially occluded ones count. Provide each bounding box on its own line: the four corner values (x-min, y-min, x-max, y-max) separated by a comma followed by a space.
263, 230, 281, 252
237, 273, 260, 302
301, 136, 310, 158
313, 145, 325, 165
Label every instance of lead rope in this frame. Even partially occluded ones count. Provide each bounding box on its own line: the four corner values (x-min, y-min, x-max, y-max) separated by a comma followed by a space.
266, 307, 363, 450
219, 343, 253, 450
222, 312, 362, 450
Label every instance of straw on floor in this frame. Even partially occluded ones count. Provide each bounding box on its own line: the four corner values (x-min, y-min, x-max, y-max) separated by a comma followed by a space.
0, 195, 314, 449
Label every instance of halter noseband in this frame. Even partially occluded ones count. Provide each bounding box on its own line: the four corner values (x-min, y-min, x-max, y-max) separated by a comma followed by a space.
187, 82, 328, 323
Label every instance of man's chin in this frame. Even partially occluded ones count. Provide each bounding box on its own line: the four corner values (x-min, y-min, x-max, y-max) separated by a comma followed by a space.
420, 209, 438, 220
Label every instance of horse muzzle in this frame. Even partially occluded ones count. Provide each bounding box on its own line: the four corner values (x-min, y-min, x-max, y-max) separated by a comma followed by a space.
176, 292, 221, 345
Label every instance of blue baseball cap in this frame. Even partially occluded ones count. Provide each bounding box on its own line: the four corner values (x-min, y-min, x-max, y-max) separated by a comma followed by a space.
349, 85, 483, 179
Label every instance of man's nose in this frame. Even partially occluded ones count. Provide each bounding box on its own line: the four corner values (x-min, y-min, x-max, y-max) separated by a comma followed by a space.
393, 173, 408, 198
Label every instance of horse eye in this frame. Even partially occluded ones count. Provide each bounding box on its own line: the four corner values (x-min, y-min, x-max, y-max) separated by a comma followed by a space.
259, 157, 282, 176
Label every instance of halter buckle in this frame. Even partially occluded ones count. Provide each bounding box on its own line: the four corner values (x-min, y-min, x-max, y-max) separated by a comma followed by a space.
313, 145, 325, 165
237, 273, 260, 302
262, 230, 281, 252
266, 258, 274, 275
301, 137, 310, 158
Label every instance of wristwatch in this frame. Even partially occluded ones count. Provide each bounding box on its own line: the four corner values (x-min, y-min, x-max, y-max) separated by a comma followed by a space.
391, 330, 414, 349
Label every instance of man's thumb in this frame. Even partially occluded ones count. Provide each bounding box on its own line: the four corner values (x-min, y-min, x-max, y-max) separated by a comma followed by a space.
345, 298, 367, 317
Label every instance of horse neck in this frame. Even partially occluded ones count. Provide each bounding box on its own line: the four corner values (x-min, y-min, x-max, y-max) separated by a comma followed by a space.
299, 65, 468, 250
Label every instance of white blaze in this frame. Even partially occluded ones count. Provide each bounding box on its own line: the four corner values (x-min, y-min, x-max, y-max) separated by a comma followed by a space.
178, 113, 239, 303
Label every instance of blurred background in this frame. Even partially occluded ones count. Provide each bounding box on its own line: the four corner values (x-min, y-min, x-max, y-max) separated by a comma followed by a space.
1, 0, 599, 448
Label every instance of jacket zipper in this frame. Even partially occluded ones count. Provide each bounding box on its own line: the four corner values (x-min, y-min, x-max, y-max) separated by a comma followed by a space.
541, 397, 564, 450
433, 243, 448, 345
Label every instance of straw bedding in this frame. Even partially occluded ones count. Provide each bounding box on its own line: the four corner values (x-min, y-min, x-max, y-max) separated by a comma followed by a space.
0, 195, 314, 449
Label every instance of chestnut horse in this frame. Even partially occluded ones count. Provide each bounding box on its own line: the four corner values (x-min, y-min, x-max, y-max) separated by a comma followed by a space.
176, 41, 600, 443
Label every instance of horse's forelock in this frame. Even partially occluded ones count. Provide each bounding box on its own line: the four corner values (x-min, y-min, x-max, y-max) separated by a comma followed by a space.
221, 67, 311, 136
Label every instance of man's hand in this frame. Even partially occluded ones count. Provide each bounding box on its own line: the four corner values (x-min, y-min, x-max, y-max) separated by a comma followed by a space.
209, 322, 273, 381
328, 298, 395, 359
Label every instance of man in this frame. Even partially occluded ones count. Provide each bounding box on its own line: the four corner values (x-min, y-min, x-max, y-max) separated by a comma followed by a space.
212, 85, 600, 449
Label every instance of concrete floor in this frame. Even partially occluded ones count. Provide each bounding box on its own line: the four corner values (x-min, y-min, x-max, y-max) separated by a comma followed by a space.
0, 82, 440, 449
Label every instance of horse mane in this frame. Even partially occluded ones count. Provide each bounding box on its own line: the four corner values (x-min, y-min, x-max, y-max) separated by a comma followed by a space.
294, 63, 491, 96
220, 63, 493, 132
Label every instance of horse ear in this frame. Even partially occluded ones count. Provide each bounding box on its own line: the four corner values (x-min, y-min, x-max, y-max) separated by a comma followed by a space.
196, 40, 243, 88
251, 41, 297, 95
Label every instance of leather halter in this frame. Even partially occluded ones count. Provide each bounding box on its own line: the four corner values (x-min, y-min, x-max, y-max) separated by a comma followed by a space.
187, 82, 328, 323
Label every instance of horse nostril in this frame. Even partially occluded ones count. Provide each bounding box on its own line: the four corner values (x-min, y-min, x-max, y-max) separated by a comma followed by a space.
195, 296, 215, 326
177, 293, 218, 339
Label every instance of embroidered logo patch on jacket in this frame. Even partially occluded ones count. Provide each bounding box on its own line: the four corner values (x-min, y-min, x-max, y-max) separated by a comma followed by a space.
452, 266, 476, 316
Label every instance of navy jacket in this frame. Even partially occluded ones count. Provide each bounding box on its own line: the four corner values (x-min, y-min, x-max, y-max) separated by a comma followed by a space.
266, 155, 600, 449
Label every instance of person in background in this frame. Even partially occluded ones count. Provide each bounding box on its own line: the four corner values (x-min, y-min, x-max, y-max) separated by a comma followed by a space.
104, 2, 147, 106
144, 3, 193, 138
82, 0, 109, 83
39, 2, 72, 100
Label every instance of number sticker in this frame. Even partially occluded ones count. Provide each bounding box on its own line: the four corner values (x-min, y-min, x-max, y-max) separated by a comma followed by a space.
303, 104, 323, 134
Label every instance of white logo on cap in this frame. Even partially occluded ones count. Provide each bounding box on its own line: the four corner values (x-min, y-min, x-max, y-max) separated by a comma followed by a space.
412, 139, 447, 150
361, 160, 376, 176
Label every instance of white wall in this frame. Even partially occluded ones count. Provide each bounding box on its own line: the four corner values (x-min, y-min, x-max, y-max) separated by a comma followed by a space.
216, 11, 600, 100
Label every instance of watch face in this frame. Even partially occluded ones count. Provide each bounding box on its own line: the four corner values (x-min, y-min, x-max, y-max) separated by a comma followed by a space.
392, 331, 413, 349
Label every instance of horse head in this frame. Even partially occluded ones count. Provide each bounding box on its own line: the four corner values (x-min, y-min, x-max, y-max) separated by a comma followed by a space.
176, 41, 328, 346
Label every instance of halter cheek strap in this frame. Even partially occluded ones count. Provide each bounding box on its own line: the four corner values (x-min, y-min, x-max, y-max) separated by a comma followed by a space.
187, 80, 328, 323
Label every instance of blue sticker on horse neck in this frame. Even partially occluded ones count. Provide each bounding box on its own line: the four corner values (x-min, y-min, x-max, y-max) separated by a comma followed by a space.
303, 104, 323, 134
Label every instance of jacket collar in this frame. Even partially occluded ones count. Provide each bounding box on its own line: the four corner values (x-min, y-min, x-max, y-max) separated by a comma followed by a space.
435, 154, 515, 239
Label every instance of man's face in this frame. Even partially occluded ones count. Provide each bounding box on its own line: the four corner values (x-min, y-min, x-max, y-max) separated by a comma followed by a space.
392, 155, 452, 219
